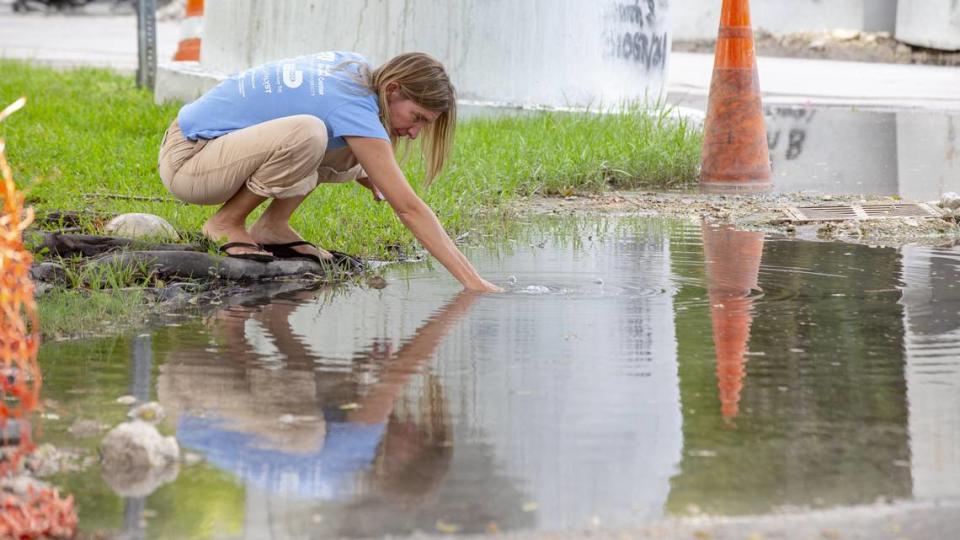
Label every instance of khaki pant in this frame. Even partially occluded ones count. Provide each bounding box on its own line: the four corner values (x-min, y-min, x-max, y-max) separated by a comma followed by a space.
158, 115, 365, 205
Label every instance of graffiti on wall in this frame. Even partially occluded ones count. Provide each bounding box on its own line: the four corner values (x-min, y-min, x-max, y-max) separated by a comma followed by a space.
604, 0, 669, 71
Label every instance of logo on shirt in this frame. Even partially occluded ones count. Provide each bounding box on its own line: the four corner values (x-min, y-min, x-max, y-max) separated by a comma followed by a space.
282, 63, 304, 89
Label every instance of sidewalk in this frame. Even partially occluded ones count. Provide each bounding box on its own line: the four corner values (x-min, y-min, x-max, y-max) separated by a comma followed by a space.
669, 51, 960, 112
0, 6, 178, 73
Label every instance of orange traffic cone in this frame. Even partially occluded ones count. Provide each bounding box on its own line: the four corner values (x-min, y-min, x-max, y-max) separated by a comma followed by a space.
699, 0, 772, 193
172, 0, 204, 62
702, 222, 764, 422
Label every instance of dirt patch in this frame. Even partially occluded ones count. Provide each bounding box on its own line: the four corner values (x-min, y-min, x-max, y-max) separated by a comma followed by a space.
674, 29, 960, 67
517, 191, 960, 247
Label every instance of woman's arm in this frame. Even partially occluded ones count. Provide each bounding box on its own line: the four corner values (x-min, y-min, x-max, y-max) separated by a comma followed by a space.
346, 136, 501, 292
348, 290, 480, 424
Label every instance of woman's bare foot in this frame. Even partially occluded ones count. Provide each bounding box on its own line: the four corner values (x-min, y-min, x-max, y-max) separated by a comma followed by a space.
249, 219, 332, 260
202, 216, 272, 257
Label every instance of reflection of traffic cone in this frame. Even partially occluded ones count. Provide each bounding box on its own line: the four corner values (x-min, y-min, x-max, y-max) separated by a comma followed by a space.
702, 223, 764, 422
172, 0, 204, 61
700, 0, 772, 193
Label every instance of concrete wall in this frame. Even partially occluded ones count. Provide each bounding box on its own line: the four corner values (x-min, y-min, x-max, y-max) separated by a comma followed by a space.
897, 113, 960, 201
199, 0, 671, 109
673, 0, 898, 41
896, 0, 960, 51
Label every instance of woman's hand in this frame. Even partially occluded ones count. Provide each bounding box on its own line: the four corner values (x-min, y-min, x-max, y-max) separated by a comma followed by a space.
346, 136, 501, 293
466, 278, 504, 293
356, 176, 385, 202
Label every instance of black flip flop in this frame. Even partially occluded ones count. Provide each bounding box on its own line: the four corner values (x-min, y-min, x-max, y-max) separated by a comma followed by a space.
261, 241, 365, 272
218, 242, 275, 263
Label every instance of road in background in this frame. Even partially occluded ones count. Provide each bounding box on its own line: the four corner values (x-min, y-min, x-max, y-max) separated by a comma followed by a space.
0, 0, 179, 73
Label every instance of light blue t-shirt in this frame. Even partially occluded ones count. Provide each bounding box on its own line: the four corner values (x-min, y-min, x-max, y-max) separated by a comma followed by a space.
177, 51, 389, 151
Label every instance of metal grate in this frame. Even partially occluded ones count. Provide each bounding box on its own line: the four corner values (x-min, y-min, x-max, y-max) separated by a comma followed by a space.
782, 203, 943, 222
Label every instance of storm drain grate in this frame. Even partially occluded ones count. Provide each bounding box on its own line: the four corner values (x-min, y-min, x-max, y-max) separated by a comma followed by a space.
782, 203, 943, 222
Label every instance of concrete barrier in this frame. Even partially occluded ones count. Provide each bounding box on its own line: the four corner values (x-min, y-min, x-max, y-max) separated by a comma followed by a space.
182, 0, 671, 109
897, 113, 960, 201
896, 0, 960, 51
673, 0, 897, 41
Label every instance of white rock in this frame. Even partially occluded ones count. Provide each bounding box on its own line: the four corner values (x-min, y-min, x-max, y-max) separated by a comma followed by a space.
104, 213, 179, 241
100, 420, 180, 497
940, 192, 960, 210
831, 29, 861, 41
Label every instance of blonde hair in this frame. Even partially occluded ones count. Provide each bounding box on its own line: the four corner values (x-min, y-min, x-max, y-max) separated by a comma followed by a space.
366, 53, 457, 186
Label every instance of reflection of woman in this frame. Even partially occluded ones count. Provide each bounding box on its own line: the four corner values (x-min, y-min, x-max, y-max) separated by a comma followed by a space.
157, 289, 478, 499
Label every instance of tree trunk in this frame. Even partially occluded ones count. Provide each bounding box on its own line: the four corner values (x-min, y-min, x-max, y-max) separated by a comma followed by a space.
30, 232, 200, 259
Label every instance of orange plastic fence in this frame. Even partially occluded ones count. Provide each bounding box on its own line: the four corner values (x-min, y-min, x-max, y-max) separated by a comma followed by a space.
0, 97, 77, 538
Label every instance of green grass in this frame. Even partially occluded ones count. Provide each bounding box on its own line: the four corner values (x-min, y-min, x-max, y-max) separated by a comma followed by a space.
1, 60, 702, 258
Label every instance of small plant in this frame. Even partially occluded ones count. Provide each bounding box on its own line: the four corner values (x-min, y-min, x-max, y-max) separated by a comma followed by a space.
61, 256, 155, 290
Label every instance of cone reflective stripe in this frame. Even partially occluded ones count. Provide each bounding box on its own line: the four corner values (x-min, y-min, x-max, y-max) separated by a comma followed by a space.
702, 223, 764, 422
700, 0, 772, 192
173, 0, 203, 61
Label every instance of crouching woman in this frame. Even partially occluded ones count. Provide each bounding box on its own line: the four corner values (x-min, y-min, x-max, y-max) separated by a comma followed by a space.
158, 51, 500, 292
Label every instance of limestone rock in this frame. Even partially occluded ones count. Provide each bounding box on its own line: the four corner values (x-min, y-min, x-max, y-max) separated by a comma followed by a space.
100, 420, 180, 497
68, 419, 107, 439
830, 29, 860, 42
940, 192, 960, 210
104, 213, 179, 241
28, 262, 68, 284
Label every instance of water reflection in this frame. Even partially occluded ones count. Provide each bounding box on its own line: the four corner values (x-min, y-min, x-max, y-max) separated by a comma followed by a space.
147, 220, 688, 534
156, 290, 479, 535
900, 245, 960, 501
701, 223, 764, 422
670, 236, 914, 515
32, 217, 960, 536
767, 107, 960, 199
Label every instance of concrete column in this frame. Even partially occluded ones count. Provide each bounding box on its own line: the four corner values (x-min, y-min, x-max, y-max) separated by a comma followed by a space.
896, 112, 960, 202
896, 0, 960, 51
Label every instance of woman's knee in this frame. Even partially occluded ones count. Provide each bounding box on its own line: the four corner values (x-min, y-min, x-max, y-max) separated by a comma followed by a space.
286, 115, 328, 150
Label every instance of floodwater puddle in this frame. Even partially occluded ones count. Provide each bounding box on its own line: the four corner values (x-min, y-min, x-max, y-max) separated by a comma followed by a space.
35, 216, 960, 537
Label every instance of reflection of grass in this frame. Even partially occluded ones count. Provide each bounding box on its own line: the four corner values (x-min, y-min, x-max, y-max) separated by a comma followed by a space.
38, 257, 157, 338
37, 329, 246, 536
37, 288, 146, 339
